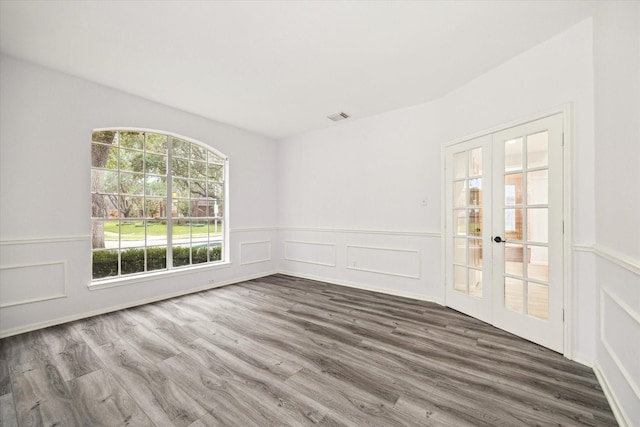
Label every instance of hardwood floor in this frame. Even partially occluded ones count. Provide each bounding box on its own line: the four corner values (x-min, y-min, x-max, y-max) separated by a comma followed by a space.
0, 274, 616, 426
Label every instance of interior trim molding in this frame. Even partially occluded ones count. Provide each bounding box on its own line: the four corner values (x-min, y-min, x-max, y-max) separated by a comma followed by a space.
278, 269, 443, 305
593, 362, 630, 427
0, 270, 277, 339
594, 245, 640, 276
0, 235, 90, 245
346, 245, 421, 279
283, 240, 337, 267
600, 287, 640, 401
239, 240, 272, 265
231, 226, 278, 233
279, 226, 440, 237
0, 261, 67, 308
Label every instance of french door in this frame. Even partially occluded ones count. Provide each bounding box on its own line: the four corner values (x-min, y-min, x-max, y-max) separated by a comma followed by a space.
445, 114, 564, 352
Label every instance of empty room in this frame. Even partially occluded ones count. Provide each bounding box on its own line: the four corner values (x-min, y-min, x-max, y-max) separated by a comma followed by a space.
0, 1, 638, 426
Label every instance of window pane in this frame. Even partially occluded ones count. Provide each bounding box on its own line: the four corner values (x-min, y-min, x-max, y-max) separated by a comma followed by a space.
469, 269, 482, 298
468, 178, 482, 206
92, 219, 118, 249
145, 176, 167, 197
527, 208, 548, 243
505, 208, 523, 240
192, 245, 208, 264
207, 182, 224, 199
173, 246, 191, 267
192, 221, 208, 246
191, 145, 207, 162
453, 237, 466, 264
454, 265, 467, 293
191, 161, 207, 179
209, 243, 223, 262
119, 132, 144, 150
505, 243, 524, 277
504, 173, 522, 205
453, 181, 465, 208
146, 220, 167, 246
527, 170, 548, 205
119, 149, 142, 172
145, 198, 166, 218
119, 196, 144, 218
145, 153, 167, 175
174, 199, 190, 218
469, 147, 482, 176
468, 239, 482, 267
172, 178, 189, 197
172, 138, 190, 158
207, 163, 224, 180
505, 277, 524, 313
90, 169, 118, 194
505, 138, 523, 171
454, 210, 467, 236
190, 180, 207, 199
91, 194, 117, 218
119, 219, 145, 248
91, 143, 118, 169
92, 249, 118, 279
527, 131, 548, 169
92, 130, 117, 145
209, 218, 223, 237
146, 246, 167, 271
121, 247, 145, 275
453, 151, 466, 180
468, 208, 482, 237
172, 158, 189, 178
119, 172, 144, 195
145, 133, 167, 154
527, 245, 549, 282
528, 282, 549, 320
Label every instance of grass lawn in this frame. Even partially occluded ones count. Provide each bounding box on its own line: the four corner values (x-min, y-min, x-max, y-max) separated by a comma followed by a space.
104, 221, 222, 240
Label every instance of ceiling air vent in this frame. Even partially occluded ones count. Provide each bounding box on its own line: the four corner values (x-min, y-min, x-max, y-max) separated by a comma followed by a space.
327, 112, 350, 122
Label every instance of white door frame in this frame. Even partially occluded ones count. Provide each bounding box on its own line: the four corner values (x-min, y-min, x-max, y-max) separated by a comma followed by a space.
440, 103, 573, 359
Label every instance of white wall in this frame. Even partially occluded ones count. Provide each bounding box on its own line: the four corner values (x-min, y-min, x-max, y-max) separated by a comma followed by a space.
0, 55, 279, 335
593, 2, 640, 425
279, 19, 597, 357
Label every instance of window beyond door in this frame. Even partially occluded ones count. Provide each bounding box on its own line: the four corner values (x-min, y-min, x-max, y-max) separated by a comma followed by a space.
91, 130, 228, 281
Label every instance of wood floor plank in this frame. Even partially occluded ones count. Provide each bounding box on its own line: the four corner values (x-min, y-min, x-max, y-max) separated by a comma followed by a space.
0, 273, 617, 426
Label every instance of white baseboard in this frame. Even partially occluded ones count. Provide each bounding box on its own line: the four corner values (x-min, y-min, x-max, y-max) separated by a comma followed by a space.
277, 269, 444, 305
593, 362, 630, 427
571, 352, 594, 368
0, 270, 277, 339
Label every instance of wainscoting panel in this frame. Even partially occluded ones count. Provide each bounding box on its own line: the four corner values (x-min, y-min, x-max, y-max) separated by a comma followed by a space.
284, 240, 337, 267
0, 261, 67, 307
240, 240, 272, 265
346, 245, 420, 279
601, 287, 640, 401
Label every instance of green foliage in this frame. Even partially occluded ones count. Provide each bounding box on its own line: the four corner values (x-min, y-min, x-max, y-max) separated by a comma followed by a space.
92, 250, 118, 279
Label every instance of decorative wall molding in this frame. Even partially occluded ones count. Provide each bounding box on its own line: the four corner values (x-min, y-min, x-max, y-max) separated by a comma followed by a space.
240, 240, 272, 265
0, 235, 90, 246
0, 261, 67, 307
230, 227, 278, 233
600, 287, 640, 402
346, 245, 421, 279
279, 269, 443, 305
572, 243, 639, 276
594, 362, 631, 427
284, 240, 337, 267
280, 226, 440, 238
0, 270, 277, 339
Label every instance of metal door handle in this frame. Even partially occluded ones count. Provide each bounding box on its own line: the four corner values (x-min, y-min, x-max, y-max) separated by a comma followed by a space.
493, 236, 506, 243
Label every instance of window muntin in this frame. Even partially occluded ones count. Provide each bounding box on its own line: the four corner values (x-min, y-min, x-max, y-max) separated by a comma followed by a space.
91, 130, 227, 281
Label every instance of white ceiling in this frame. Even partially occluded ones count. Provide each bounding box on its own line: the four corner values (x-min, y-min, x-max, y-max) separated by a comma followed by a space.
0, 1, 595, 140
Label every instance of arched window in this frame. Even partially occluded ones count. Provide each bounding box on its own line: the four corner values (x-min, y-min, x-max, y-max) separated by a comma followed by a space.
91, 130, 227, 281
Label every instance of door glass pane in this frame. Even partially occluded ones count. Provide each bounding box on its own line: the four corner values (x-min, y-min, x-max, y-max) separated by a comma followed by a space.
527, 245, 549, 282
454, 238, 467, 264
453, 151, 466, 180
468, 208, 482, 236
505, 243, 524, 276
469, 148, 482, 176
505, 138, 523, 171
504, 173, 522, 205
453, 181, 466, 207
527, 208, 548, 243
454, 266, 467, 293
454, 210, 467, 235
468, 178, 482, 205
505, 277, 524, 313
527, 131, 548, 168
528, 282, 549, 320
527, 170, 548, 205
469, 269, 482, 298
468, 239, 482, 267
505, 208, 523, 240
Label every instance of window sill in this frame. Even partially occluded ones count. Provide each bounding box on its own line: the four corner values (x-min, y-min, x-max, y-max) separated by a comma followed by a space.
88, 261, 232, 291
